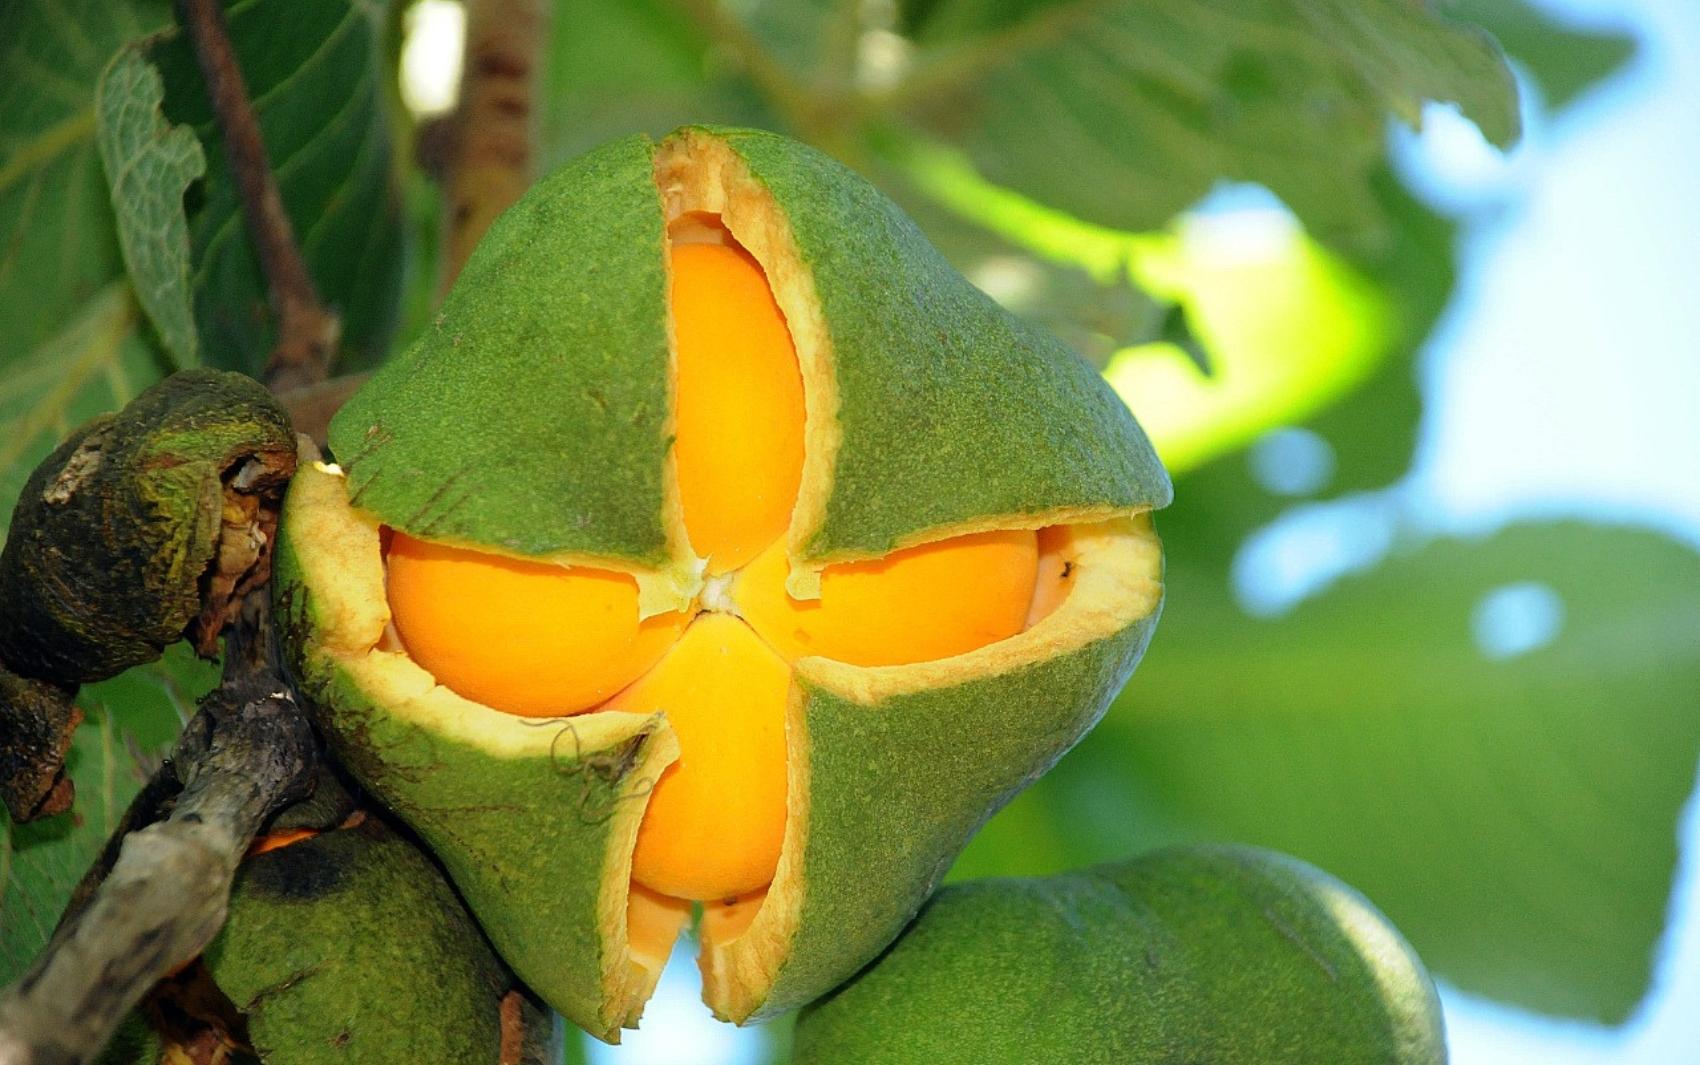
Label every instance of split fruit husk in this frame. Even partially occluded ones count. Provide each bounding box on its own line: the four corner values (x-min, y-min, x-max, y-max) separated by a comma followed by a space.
0, 368, 295, 682
275, 126, 1170, 1041
0, 368, 294, 822
792, 846, 1447, 1065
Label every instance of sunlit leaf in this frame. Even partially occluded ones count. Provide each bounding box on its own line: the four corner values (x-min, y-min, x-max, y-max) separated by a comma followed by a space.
0, 646, 217, 985
894, 139, 1399, 475
957, 522, 1700, 1021
96, 45, 205, 369
1104, 214, 1395, 476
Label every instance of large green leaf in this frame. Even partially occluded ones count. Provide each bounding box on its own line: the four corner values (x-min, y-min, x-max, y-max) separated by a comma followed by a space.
0, 646, 219, 985
0, 0, 173, 538
956, 522, 1700, 1021
1, 0, 405, 533
889, 0, 1517, 245
1449, 0, 1636, 111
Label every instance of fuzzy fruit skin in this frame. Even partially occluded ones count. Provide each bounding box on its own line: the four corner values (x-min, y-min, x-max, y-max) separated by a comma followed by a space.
284, 124, 1171, 1037
793, 846, 1446, 1065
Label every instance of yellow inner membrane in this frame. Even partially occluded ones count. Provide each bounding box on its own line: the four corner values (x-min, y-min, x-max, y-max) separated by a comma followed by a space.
382, 224, 1070, 906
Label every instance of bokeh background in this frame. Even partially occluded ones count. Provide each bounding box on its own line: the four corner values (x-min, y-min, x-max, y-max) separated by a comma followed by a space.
2, 0, 1695, 1062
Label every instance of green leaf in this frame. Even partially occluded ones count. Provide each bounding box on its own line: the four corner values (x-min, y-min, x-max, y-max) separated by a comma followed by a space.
0, 0, 173, 358
151, 0, 407, 374
1147, 168, 1456, 566
0, 646, 217, 985
798, 846, 1443, 1064
96, 46, 206, 369
1449, 0, 1637, 111
881, 177, 1165, 366
956, 522, 1700, 1021
0, 1, 176, 538
891, 0, 1518, 245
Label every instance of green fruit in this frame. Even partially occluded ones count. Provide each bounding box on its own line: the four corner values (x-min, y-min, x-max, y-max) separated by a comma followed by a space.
794, 846, 1446, 1065
203, 814, 507, 1063
276, 126, 1169, 1040
95, 813, 509, 1064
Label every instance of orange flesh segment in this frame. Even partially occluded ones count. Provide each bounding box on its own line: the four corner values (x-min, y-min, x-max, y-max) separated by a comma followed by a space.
385, 533, 689, 717
670, 241, 806, 574
606, 614, 791, 900
702, 887, 767, 944
733, 530, 1040, 666
627, 883, 692, 969
1026, 526, 1079, 626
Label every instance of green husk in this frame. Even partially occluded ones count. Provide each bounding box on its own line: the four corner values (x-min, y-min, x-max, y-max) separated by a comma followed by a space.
328, 135, 680, 575
793, 846, 1445, 1065
285, 125, 1174, 1037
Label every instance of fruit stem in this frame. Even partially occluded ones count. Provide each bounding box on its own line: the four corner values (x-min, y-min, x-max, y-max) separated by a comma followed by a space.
0, 594, 317, 1065
176, 0, 342, 394
438, 0, 551, 297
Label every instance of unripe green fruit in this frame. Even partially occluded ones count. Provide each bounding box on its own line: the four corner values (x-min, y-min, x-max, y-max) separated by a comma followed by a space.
794, 846, 1446, 1065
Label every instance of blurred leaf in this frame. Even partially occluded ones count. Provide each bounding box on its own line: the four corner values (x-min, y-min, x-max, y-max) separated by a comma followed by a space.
0, 645, 217, 985
1103, 218, 1398, 478
96, 46, 206, 369
885, 180, 1165, 365
744, 0, 862, 93
540, 0, 774, 167
151, 0, 407, 374
958, 522, 1700, 1021
1150, 168, 1457, 565
890, 0, 1518, 246
1450, 0, 1637, 111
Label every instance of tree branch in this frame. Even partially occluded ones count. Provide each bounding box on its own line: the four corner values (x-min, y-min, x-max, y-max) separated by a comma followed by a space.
0, 597, 316, 1065
439, 0, 550, 294
177, 0, 341, 392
